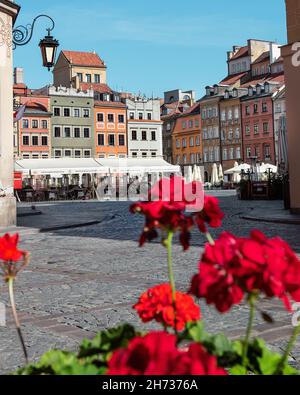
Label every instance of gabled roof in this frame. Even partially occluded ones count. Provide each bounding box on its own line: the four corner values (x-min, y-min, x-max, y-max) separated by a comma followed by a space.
252, 51, 270, 64
80, 83, 112, 94
219, 72, 247, 86
230, 46, 249, 61
62, 50, 106, 67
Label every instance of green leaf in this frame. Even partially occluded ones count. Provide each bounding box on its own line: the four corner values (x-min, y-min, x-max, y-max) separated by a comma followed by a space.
229, 365, 248, 375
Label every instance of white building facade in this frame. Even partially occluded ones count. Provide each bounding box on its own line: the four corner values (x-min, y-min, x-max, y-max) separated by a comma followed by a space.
126, 97, 163, 159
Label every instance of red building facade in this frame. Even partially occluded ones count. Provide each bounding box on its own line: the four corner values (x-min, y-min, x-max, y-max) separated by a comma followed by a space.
241, 82, 280, 165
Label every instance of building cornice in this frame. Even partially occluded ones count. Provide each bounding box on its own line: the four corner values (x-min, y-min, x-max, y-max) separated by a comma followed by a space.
0, 0, 20, 25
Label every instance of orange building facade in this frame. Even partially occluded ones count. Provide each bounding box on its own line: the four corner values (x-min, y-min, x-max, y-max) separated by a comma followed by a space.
94, 98, 127, 158
172, 103, 202, 166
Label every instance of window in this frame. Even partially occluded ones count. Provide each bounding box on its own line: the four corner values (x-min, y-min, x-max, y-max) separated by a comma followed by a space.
54, 126, 61, 138
188, 120, 193, 128
195, 119, 199, 128
235, 128, 240, 139
84, 150, 91, 158
32, 120, 38, 129
77, 73, 83, 82
22, 135, 29, 145
74, 150, 81, 158
151, 152, 157, 158
183, 154, 187, 164
86, 74, 91, 83
253, 104, 258, 114
98, 134, 104, 146
118, 134, 125, 146
32, 136, 39, 146
74, 108, 80, 117
22, 154, 30, 159
142, 152, 147, 158
64, 108, 70, 117
64, 127, 71, 138
190, 153, 195, 164
129, 112, 134, 120
182, 121, 187, 129
262, 102, 268, 113
132, 152, 138, 158
203, 128, 208, 140
42, 120, 48, 129
236, 146, 241, 159
139, 113, 143, 120
54, 150, 62, 158
254, 124, 259, 134
22, 119, 29, 128
64, 150, 72, 157
196, 135, 200, 146
204, 149, 208, 163
131, 130, 137, 140
32, 154, 39, 159
245, 106, 250, 116
254, 146, 260, 158
97, 113, 104, 122
176, 139, 180, 148
84, 128, 90, 138
118, 114, 125, 123
108, 114, 114, 123
41, 136, 48, 146
108, 134, 115, 146
229, 148, 234, 160
214, 146, 220, 162
151, 131, 156, 141
264, 145, 271, 160
223, 148, 228, 161
189, 137, 194, 147
228, 129, 233, 140
42, 154, 49, 159
234, 107, 239, 119
142, 131, 147, 141
263, 122, 269, 133
221, 110, 226, 121
147, 113, 152, 120
246, 147, 252, 158
74, 127, 81, 138
228, 109, 233, 120
94, 74, 100, 83
182, 138, 187, 148
83, 109, 90, 118
245, 125, 250, 136
54, 107, 60, 116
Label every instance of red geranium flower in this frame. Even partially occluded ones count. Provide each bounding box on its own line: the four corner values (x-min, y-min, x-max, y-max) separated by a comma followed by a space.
195, 195, 224, 233
0, 233, 24, 262
0, 233, 29, 281
107, 331, 227, 375
134, 284, 200, 331
130, 177, 203, 250
190, 230, 300, 312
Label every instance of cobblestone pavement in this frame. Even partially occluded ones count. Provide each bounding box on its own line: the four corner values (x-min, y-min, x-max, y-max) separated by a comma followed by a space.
0, 192, 300, 373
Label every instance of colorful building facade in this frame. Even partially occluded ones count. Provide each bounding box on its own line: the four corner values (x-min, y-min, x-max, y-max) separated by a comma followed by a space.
94, 93, 127, 159
241, 82, 280, 165
219, 88, 247, 175
172, 103, 202, 166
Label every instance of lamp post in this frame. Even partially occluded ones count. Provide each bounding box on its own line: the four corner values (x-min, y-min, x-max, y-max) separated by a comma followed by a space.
0, 2, 59, 226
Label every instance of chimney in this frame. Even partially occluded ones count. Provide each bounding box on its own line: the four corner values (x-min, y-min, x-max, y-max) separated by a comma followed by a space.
14, 67, 24, 84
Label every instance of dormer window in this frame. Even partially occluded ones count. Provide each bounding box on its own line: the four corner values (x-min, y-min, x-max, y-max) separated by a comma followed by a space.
206, 87, 211, 96
214, 86, 219, 95
232, 89, 238, 97
264, 83, 270, 93
256, 86, 261, 95
225, 91, 229, 99
249, 87, 253, 96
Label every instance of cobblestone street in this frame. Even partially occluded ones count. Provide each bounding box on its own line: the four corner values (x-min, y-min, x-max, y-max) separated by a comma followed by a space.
0, 191, 300, 373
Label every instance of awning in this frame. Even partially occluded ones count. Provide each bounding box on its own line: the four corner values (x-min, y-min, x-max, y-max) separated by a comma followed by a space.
15, 158, 180, 176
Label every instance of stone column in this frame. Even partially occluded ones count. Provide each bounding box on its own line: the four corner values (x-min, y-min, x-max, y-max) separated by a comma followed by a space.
0, 1, 19, 226
282, 0, 300, 213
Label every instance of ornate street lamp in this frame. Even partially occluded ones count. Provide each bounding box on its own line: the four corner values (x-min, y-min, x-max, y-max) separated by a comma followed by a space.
12, 14, 59, 70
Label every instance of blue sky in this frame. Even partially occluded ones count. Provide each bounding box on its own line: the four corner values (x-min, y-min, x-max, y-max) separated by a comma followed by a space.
14, 0, 287, 98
